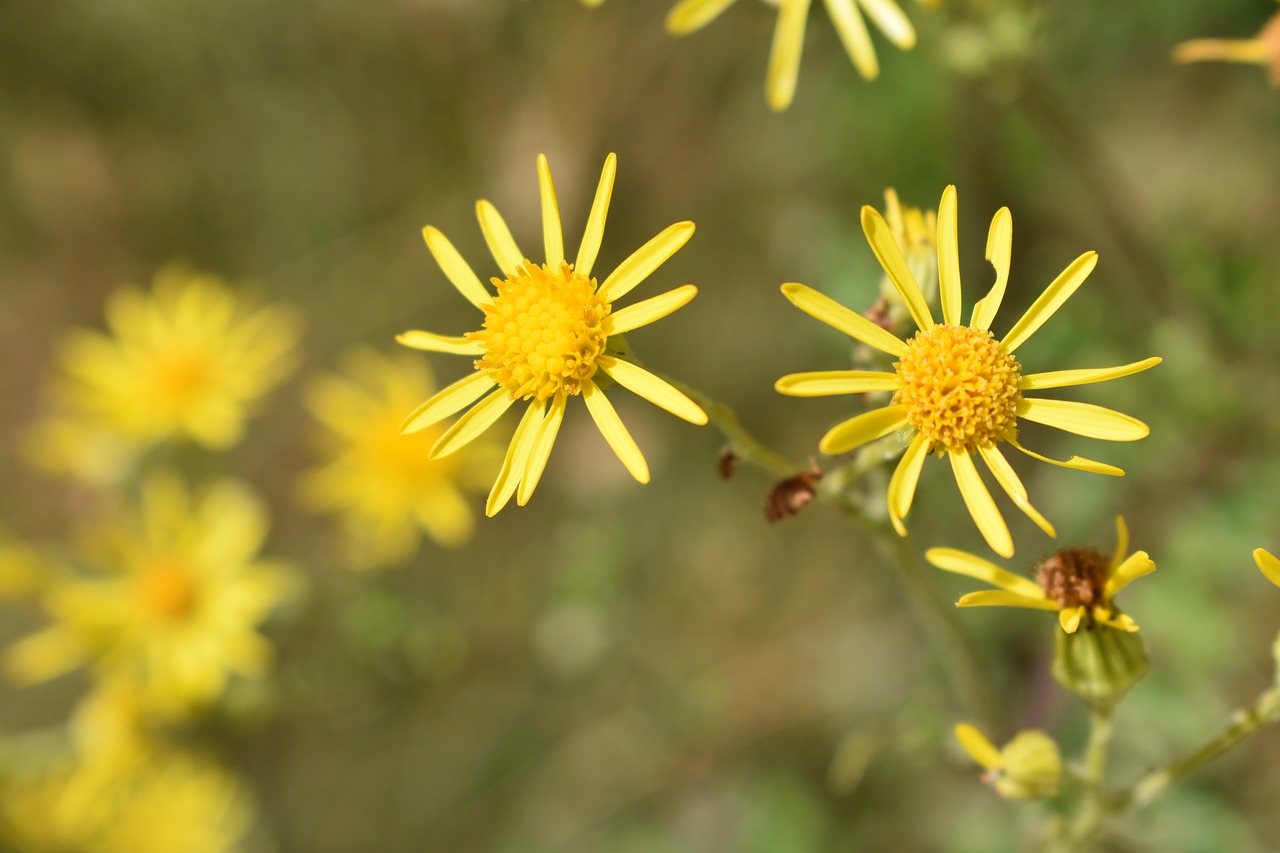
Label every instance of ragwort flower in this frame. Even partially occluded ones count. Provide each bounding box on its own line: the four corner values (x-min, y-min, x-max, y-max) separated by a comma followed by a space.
954, 723, 1061, 799
666, 0, 919, 110
301, 348, 498, 567
32, 267, 300, 462
399, 153, 707, 516
927, 516, 1155, 633
776, 185, 1160, 557
5, 472, 297, 718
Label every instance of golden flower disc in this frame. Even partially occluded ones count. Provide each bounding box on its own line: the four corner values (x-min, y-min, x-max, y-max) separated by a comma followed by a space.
471, 261, 610, 402
894, 324, 1022, 452
138, 562, 199, 621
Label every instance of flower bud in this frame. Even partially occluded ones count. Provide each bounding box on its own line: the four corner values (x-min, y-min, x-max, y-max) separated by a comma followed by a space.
954, 723, 1061, 799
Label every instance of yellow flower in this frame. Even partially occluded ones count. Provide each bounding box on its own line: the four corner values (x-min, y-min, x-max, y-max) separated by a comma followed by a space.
5, 472, 297, 718
301, 348, 498, 567
1257, 548, 1280, 587
928, 516, 1155, 633
870, 188, 938, 336
399, 153, 707, 516
1, 748, 253, 853
775, 185, 1160, 557
954, 723, 1061, 799
1173, 6, 1280, 88
666, 0, 919, 111
36, 266, 300, 459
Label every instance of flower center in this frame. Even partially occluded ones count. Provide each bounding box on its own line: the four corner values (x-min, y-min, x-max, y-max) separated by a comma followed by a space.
1036, 547, 1111, 610
151, 354, 209, 406
470, 261, 611, 402
893, 324, 1022, 453
137, 561, 198, 621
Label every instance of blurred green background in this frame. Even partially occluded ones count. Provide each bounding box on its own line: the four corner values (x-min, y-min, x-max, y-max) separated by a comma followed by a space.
1, 0, 1279, 850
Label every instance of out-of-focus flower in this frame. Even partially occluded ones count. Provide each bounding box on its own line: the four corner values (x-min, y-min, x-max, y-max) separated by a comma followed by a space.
928, 516, 1154, 633
1173, 7, 1280, 88
0, 747, 253, 853
301, 348, 498, 568
28, 267, 300, 479
775, 185, 1159, 557
5, 471, 297, 718
868, 188, 938, 338
1255, 548, 1280, 587
666, 0, 920, 111
399, 153, 707, 516
954, 723, 1061, 799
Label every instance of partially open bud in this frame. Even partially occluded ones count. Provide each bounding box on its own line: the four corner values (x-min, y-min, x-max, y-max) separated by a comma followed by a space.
955, 723, 1061, 799
1052, 620, 1149, 708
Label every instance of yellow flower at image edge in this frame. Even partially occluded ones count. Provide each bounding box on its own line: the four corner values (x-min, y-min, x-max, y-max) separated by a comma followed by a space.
954, 723, 1061, 799
5, 472, 297, 717
1256, 548, 1280, 587
301, 348, 498, 567
928, 516, 1154, 633
776, 185, 1160, 557
666, 0, 918, 110
35, 267, 300, 456
399, 153, 707, 516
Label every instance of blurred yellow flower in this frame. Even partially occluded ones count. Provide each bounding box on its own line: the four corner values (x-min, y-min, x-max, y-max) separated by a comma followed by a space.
1173, 7, 1280, 88
5, 471, 297, 718
301, 348, 498, 567
30, 266, 300, 472
1, 748, 253, 853
1256, 548, 1280, 587
954, 723, 1061, 799
775, 185, 1159, 557
666, 0, 919, 110
869, 188, 938, 336
400, 153, 707, 516
928, 516, 1155, 633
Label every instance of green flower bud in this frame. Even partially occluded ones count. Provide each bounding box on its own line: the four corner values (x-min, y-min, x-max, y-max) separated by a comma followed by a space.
1052, 620, 1149, 708
955, 723, 1061, 800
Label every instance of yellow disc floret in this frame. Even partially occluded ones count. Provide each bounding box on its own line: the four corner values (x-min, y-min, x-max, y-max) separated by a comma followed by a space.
471, 261, 611, 402
893, 324, 1022, 453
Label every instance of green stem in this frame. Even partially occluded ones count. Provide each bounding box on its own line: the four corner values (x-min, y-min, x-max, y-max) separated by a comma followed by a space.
1113, 683, 1280, 812
1068, 703, 1114, 846
671, 383, 797, 477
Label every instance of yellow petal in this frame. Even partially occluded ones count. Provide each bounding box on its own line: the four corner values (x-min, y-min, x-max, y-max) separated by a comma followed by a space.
400, 372, 495, 434
1059, 605, 1085, 633
422, 226, 491, 309
819, 405, 908, 455
1001, 252, 1097, 353
607, 285, 698, 335
4, 627, 86, 685
1173, 38, 1271, 65
430, 389, 514, 459
858, 0, 916, 49
1008, 438, 1124, 477
970, 206, 1012, 332
395, 330, 484, 355
949, 449, 1013, 558
955, 723, 1004, 771
936, 185, 962, 326
600, 221, 696, 302
1020, 357, 1162, 391
824, 0, 879, 79
976, 444, 1056, 537
766, 0, 813, 111
1255, 548, 1280, 588
486, 400, 544, 517
519, 393, 567, 506
1103, 550, 1155, 601
476, 200, 524, 276
925, 547, 1044, 599
665, 0, 739, 34
1017, 398, 1150, 442
957, 590, 1060, 612
1113, 515, 1130, 571
780, 283, 907, 356
537, 153, 565, 268
598, 357, 707, 424
575, 153, 616, 278
861, 205, 933, 331
582, 380, 650, 483
775, 370, 900, 397
887, 432, 930, 535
